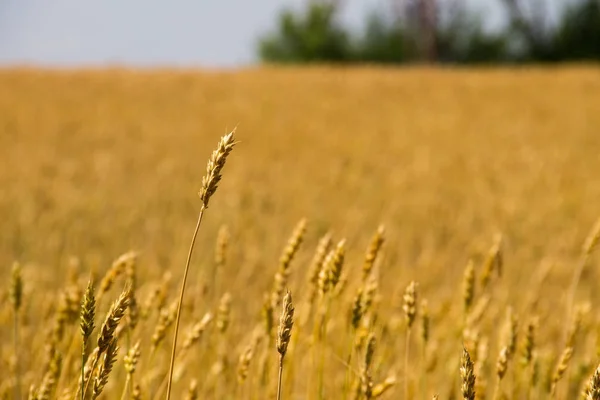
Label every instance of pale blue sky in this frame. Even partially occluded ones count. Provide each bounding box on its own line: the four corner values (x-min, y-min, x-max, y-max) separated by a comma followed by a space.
0, 0, 561, 68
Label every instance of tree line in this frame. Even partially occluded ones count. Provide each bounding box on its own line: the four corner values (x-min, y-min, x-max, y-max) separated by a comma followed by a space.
256, 0, 600, 64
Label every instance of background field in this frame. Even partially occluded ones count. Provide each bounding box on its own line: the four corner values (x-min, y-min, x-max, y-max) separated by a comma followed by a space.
1, 66, 599, 399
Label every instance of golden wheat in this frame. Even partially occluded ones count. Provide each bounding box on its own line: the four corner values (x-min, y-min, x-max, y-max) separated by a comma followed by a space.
1, 67, 600, 400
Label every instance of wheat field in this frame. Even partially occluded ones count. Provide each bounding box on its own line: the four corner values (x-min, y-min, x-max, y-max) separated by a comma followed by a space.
1, 66, 600, 399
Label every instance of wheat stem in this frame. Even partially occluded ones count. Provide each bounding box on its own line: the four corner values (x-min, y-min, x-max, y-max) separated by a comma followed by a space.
83, 353, 101, 398
492, 377, 501, 400
277, 355, 285, 400
80, 342, 86, 400
317, 295, 332, 400
343, 330, 355, 400
14, 309, 20, 400
120, 375, 131, 400
165, 206, 205, 400
405, 328, 412, 400
10, 262, 23, 400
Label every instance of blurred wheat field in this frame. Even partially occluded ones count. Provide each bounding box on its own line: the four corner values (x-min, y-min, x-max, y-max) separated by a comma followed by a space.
1, 66, 600, 399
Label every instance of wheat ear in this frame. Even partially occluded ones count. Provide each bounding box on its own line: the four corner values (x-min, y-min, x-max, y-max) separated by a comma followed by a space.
80, 279, 96, 400
461, 347, 476, 400
91, 339, 119, 400
277, 290, 294, 400
82, 285, 131, 398
362, 225, 385, 283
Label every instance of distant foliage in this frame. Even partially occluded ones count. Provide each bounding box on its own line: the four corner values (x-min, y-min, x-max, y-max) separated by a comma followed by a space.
353, 11, 414, 64
434, 5, 510, 64
554, 0, 600, 61
258, 2, 351, 63
257, 0, 600, 64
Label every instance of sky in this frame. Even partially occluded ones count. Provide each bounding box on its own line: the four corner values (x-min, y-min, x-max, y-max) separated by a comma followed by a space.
0, 0, 560, 68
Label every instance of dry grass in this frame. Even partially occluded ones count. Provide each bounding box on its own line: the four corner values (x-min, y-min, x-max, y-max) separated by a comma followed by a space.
1, 65, 600, 399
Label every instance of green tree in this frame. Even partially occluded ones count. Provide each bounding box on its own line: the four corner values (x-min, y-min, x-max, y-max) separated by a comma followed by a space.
435, 4, 510, 63
354, 11, 414, 63
257, 1, 351, 63
554, 0, 600, 60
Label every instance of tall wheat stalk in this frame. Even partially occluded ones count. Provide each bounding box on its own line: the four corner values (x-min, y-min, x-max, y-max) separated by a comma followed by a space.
80, 279, 96, 400
403, 281, 417, 400
420, 299, 429, 400
314, 240, 345, 399
566, 217, 600, 329
10, 262, 23, 400
165, 130, 236, 400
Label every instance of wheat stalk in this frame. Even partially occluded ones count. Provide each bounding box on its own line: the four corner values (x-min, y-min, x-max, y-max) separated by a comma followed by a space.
360, 333, 376, 400
566, 217, 600, 326
80, 279, 96, 400
420, 299, 429, 398
212, 224, 230, 300
372, 376, 396, 398
461, 347, 476, 400
98, 251, 137, 298
121, 340, 141, 400
480, 234, 503, 289
37, 351, 62, 400
403, 281, 418, 400
165, 130, 236, 400
82, 285, 131, 398
551, 346, 574, 396
151, 300, 178, 354
277, 290, 294, 400
10, 261, 23, 400
462, 260, 475, 318
91, 339, 118, 399
185, 379, 198, 400
182, 312, 213, 351
271, 219, 307, 307
493, 346, 509, 400
362, 225, 385, 283
307, 233, 333, 304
